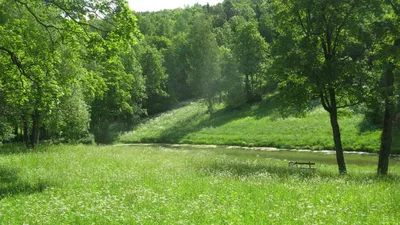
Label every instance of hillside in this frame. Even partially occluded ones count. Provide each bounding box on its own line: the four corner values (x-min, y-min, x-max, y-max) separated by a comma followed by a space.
119, 98, 400, 154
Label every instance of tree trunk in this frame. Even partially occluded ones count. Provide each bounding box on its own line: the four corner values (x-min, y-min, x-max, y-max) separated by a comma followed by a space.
328, 88, 347, 174
40, 126, 48, 141
377, 62, 395, 175
206, 97, 213, 114
31, 109, 40, 148
23, 113, 30, 147
245, 73, 251, 102
14, 125, 18, 142
378, 106, 393, 175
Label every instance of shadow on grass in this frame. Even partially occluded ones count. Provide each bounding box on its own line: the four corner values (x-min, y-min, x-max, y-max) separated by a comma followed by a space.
391, 129, 400, 154
198, 160, 400, 183
0, 166, 49, 199
357, 116, 381, 135
357, 117, 400, 154
201, 160, 327, 179
0, 144, 53, 156
138, 95, 283, 144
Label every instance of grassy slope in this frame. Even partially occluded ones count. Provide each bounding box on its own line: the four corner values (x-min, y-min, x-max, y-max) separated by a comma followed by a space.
119, 99, 400, 153
0, 145, 399, 224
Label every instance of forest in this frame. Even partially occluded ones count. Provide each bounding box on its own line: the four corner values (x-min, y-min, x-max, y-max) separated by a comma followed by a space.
0, 0, 399, 175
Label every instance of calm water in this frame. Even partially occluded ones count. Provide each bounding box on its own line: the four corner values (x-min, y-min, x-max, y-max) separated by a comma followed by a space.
159, 144, 400, 166
218, 149, 400, 166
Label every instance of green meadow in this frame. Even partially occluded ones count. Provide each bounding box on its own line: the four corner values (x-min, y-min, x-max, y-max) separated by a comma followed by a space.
119, 99, 400, 153
0, 144, 399, 224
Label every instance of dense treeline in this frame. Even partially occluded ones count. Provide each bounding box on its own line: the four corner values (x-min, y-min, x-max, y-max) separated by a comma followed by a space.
0, 0, 146, 146
0, 0, 399, 174
136, 0, 274, 110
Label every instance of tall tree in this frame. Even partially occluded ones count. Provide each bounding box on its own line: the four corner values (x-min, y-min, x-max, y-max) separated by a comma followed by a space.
187, 14, 221, 113
270, 0, 373, 174
233, 21, 268, 103
223, 0, 237, 21
164, 33, 192, 102
137, 42, 169, 115
220, 46, 246, 107
374, 0, 400, 175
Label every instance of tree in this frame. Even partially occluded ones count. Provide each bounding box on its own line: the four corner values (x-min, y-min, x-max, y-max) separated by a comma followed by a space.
223, 0, 237, 21
377, 63, 396, 174
215, 22, 234, 47
137, 42, 169, 115
164, 33, 192, 102
270, 0, 374, 174
373, 0, 400, 175
187, 14, 221, 113
233, 21, 268, 103
220, 46, 246, 107
0, 0, 70, 147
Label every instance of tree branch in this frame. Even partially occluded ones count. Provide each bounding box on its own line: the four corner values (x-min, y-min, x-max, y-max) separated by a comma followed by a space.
14, 0, 116, 35
337, 101, 361, 109
332, 2, 357, 56
320, 91, 331, 112
14, 0, 61, 31
13, 0, 64, 50
0, 46, 33, 82
321, 39, 328, 58
45, 0, 109, 33
296, 10, 308, 36
389, 0, 400, 16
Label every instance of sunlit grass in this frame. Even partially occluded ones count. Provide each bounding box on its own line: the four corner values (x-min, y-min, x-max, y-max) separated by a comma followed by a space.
119, 100, 399, 153
0, 145, 399, 224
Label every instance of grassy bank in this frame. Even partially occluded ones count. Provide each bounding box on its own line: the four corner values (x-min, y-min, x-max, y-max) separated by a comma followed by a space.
0, 144, 399, 224
119, 99, 400, 153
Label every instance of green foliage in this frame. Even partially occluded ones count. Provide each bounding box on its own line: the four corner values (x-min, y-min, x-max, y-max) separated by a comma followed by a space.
223, 0, 238, 20
45, 84, 91, 142
0, 0, 144, 145
164, 33, 193, 102
136, 42, 169, 115
233, 20, 269, 102
146, 36, 172, 52
0, 120, 13, 143
269, 0, 373, 110
219, 46, 246, 107
187, 14, 221, 112
214, 23, 234, 47
134, 1, 278, 110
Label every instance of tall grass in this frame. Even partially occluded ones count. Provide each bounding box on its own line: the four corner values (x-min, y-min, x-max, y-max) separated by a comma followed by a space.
119, 100, 399, 153
0, 145, 399, 224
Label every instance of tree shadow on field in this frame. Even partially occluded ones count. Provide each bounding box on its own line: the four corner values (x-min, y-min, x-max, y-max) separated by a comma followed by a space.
0, 166, 48, 199
201, 160, 323, 180
391, 128, 400, 154
0, 144, 53, 156
140, 95, 283, 144
356, 118, 400, 154
198, 160, 400, 183
357, 116, 381, 135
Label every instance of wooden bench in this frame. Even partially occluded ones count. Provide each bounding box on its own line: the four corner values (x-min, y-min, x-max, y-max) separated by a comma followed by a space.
288, 161, 316, 169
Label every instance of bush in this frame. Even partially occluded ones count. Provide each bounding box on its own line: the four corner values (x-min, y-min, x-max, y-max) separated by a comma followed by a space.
225, 88, 247, 108
0, 120, 14, 143
92, 121, 129, 144
77, 133, 95, 145
44, 85, 91, 142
